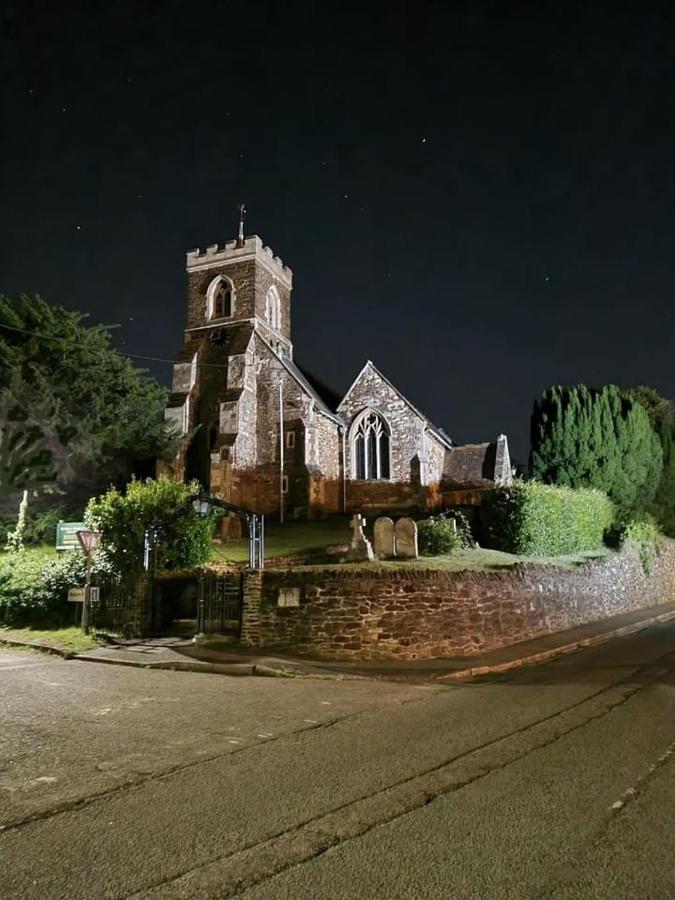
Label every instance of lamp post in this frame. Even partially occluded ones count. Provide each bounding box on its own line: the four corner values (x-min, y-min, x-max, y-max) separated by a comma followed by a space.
76, 530, 102, 634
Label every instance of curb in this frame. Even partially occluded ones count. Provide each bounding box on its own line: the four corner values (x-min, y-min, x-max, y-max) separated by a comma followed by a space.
72, 655, 258, 676
71, 655, 363, 680
435, 607, 675, 682
0, 637, 72, 659
5, 606, 675, 683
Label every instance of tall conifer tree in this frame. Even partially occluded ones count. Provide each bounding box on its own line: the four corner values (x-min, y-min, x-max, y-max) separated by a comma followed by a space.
530, 385, 663, 511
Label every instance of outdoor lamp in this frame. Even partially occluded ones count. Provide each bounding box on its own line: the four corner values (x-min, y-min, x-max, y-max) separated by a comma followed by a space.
192, 498, 212, 517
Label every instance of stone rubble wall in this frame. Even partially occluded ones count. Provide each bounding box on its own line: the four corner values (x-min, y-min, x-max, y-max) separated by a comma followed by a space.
241, 540, 675, 660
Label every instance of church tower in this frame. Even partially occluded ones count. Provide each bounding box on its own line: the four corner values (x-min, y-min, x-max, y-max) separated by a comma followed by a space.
184, 234, 293, 356
163, 232, 294, 491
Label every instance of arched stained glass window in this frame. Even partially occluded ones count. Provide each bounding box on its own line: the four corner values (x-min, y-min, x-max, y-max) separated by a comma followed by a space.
350, 410, 391, 480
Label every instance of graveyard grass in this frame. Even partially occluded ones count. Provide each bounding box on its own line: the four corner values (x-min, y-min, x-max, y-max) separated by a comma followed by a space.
210, 516, 352, 563
209, 517, 614, 571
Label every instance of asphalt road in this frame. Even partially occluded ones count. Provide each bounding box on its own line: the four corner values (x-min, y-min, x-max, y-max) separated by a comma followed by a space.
1, 621, 675, 899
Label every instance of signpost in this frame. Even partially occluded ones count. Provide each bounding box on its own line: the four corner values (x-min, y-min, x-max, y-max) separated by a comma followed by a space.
76, 530, 102, 634
56, 522, 85, 552
68, 587, 99, 604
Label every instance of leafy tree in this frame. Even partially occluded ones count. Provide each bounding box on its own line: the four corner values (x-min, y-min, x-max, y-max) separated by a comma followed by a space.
85, 478, 218, 578
0, 294, 177, 495
530, 385, 663, 511
627, 386, 675, 536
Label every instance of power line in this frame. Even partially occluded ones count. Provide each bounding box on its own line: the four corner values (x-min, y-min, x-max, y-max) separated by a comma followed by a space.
0, 321, 230, 369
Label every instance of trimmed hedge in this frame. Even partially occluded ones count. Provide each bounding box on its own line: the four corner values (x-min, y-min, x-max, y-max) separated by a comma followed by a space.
481, 480, 614, 556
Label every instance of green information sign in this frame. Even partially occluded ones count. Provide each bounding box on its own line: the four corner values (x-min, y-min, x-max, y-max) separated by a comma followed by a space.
56, 521, 85, 552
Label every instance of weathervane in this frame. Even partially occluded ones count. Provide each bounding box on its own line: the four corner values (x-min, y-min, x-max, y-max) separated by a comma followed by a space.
237, 202, 246, 246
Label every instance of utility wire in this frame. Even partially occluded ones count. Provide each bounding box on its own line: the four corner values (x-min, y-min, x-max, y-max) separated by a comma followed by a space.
0, 321, 230, 369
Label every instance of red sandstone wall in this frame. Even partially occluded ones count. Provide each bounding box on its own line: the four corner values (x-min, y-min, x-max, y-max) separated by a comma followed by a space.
241, 540, 675, 660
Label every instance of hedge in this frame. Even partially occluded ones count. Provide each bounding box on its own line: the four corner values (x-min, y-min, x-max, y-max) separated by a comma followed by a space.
481, 480, 614, 556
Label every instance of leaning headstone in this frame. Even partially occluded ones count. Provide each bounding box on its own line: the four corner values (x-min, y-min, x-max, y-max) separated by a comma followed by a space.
395, 517, 418, 558
346, 513, 375, 561
373, 517, 396, 557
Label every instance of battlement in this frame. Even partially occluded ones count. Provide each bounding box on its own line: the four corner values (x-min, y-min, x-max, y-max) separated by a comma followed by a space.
186, 234, 293, 285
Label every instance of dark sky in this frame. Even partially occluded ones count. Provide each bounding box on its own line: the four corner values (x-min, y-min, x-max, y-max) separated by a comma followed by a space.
2, 1, 674, 461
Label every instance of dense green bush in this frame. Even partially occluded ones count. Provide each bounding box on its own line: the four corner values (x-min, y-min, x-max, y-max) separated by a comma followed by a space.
418, 510, 477, 556
0, 549, 115, 627
85, 478, 218, 579
418, 516, 461, 555
481, 480, 615, 556
606, 513, 661, 573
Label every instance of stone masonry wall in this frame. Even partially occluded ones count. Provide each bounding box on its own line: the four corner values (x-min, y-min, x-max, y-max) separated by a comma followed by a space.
242, 540, 675, 660
186, 259, 257, 329
339, 364, 429, 484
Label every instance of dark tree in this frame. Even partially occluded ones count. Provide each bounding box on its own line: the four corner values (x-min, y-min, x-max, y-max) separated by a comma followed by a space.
627, 386, 675, 536
0, 295, 177, 496
530, 384, 663, 511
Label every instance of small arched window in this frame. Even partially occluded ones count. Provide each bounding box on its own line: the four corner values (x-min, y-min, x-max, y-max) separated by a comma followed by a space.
265, 284, 281, 331
206, 275, 233, 320
350, 410, 390, 480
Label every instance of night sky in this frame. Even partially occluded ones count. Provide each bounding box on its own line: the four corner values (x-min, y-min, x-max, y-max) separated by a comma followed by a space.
2, 1, 674, 462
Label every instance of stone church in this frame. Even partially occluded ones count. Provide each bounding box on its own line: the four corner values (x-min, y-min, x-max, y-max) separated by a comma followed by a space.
161, 231, 512, 517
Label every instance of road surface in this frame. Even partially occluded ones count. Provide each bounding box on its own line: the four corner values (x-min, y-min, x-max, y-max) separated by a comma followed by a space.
1, 620, 674, 899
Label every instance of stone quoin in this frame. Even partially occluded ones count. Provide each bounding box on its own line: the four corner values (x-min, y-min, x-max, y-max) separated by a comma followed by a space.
159, 230, 513, 516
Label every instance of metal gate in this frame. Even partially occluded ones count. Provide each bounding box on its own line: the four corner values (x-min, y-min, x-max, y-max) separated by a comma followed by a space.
199, 572, 243, 636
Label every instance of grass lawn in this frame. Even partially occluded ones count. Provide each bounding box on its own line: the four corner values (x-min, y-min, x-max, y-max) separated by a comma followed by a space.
0, 543, 58, 560
210, 516, 352, 563
208, 516, 615, 572
294, 546, 615, 573
0, 625, 103, 654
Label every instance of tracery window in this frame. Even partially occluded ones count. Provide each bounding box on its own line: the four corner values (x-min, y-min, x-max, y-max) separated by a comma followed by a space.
265, 284, 281, 331
351, 410, 391, 480
206, 275, 233, 319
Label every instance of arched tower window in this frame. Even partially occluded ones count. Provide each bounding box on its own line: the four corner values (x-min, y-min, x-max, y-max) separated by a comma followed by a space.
350, 410, 391, 480
265, 284, 281, 331
206, 275, 234, 320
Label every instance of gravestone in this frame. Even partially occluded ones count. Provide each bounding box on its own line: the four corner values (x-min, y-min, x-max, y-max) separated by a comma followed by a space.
394, 517, 418, 558
373, 517, 396, 557
346, 513, 375, 561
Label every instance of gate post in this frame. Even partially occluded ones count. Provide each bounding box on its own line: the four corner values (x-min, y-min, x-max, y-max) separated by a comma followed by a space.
196, 570, 206, 636
240, 569, 263, 647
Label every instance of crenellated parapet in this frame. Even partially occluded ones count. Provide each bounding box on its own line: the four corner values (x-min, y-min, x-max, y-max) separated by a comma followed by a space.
186, 235, 293, 287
